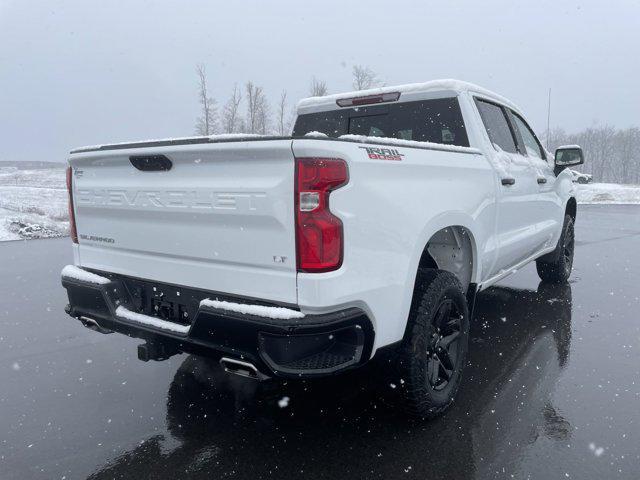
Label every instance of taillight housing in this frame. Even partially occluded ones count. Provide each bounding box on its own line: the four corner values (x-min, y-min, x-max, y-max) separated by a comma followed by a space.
66, 166, 78, 243
295, 158, 348, 272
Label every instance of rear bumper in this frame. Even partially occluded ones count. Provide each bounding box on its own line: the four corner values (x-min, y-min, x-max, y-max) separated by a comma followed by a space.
61, 268, 374, 378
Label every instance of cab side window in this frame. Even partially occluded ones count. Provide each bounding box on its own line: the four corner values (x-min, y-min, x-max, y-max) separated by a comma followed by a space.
475, 99, 518, 153
511, 112, 545, 160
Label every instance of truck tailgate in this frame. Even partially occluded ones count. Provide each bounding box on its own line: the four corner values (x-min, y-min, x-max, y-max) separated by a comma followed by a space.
69, 140, 297, 304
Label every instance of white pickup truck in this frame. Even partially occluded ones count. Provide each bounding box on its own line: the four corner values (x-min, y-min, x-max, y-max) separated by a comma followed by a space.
61, 79, 584, 417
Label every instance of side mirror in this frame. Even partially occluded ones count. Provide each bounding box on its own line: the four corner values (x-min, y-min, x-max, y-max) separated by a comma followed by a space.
555, 145, 584, 168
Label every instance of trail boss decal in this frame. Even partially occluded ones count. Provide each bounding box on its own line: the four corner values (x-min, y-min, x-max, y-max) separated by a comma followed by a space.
359, 146, 404, 161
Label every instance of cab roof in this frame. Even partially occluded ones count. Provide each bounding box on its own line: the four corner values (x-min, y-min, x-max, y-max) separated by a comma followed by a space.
297, 78, 522, 115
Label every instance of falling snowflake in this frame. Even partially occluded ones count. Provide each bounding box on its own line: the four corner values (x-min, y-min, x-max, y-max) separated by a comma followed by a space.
278, 396, 290, 408
589, 442, 604, 457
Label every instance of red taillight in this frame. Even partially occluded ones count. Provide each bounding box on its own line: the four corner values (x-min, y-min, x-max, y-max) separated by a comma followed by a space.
295, 158, 348, 272
66, 166, 78, 243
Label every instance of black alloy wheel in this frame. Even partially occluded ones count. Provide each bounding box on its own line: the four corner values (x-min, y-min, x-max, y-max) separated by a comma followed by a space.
426, 299, 463, 391
396, 269, 470, 418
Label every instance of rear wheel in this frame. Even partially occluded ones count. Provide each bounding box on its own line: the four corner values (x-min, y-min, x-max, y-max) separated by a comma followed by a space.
396, 269, 469, 418
536, 215, 575, 283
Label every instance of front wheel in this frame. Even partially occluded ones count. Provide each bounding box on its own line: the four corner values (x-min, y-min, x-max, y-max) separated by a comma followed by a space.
536, 214, 575, 283
396, 269, 470, 418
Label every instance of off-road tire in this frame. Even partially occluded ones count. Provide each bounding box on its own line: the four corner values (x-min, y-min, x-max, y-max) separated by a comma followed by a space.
536, 215, 575, 283
396, 269, 470, 418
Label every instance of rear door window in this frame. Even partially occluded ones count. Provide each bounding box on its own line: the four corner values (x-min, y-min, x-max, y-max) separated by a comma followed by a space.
475, 99, 518, 153
293, 97, 470, 147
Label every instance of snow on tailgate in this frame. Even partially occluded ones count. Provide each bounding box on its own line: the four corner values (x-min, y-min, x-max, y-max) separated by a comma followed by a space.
71, 133, 267, 153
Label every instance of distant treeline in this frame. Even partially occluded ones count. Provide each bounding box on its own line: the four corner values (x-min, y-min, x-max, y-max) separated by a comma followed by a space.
546, 127, 640, 184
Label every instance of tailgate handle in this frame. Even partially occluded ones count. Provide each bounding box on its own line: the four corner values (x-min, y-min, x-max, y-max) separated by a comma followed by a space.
130, 155, 172, 172
501, 177, 515, 186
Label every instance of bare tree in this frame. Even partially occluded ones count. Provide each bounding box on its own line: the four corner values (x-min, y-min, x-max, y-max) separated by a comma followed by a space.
256, 100, 271, 135
352, 65, 381, 91
245, 81, 270, 134
309, 76, 328, 97
194, 64, 217, 135
276, 90, 290, 136
221, 84, 242, 133
245, 81, 258, 133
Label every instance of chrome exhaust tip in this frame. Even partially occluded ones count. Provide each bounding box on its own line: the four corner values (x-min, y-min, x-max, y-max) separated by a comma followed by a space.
79, 316, 113, 334
219, 357, 269, 381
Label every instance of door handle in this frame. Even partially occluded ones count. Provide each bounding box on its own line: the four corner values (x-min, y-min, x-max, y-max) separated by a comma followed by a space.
501, 178, 515, 186
537, 177, 547, 184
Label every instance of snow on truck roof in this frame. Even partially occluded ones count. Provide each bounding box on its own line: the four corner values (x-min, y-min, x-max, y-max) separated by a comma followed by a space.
297, 78, 522, 114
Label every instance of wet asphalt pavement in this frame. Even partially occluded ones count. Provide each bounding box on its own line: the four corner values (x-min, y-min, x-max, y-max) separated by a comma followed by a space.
1, 204, 639, 480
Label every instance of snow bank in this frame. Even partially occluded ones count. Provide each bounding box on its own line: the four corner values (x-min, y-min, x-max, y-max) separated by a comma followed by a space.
339, 134, 481, 155
0, 168, 69, 241
115, 306, 190, 334
577, 183, 640, 204
61, 265, 111, 285
200, 299, 305, 320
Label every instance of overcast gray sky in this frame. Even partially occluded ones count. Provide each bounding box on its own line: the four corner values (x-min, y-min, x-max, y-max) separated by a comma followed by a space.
1, 0, 638, 163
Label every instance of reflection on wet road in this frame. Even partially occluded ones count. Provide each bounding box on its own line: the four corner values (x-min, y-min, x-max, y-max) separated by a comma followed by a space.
1, 205, 639, 479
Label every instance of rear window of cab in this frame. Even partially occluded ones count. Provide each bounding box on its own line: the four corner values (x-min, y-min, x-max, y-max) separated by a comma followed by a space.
293, 97, 470, 147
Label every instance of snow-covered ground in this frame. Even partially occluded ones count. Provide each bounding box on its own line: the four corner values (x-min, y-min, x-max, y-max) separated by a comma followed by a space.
1, 167, 639, 242
576, 182, 640, 204
0, 167, 69, 241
